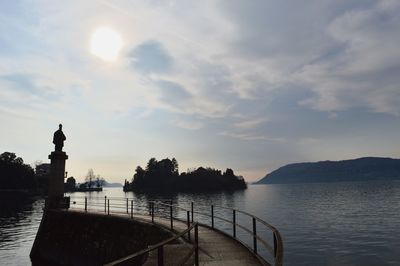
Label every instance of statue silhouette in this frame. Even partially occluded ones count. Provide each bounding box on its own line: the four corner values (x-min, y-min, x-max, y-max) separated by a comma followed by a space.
53, 124, 66, 152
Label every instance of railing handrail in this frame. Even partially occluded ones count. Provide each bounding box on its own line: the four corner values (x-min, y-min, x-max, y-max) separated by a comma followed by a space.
72, 198, 198, 266
212, 205, 283, 266
104, 222, 198, 266
215, 205, 278, 231
69, 196, 283, 266
149, 200, 191, 212
191, 205, 283, 265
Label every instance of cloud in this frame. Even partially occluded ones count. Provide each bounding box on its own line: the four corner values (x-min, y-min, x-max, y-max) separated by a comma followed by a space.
295, 1, 400, 115
156, 79, 191, 101
4, 0, 399, 120
218, 131, 285, 142
2, 1, 400, 181
130, 40, 172, 73
214, 0, 400, 117
0, 74, 37, 93
218, 0, 333, 58
233, 118, 268, 129
0, 73, 65, 102
172, 119, 203, 130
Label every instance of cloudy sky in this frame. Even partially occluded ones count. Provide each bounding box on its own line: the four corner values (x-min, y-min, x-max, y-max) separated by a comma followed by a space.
1, 0, 400, 183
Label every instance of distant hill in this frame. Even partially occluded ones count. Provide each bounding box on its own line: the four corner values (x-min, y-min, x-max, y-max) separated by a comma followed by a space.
256, 157, 400, 184
103, 181, 123, 187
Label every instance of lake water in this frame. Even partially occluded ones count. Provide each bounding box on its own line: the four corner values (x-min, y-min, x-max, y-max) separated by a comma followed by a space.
1, 181, 399, 265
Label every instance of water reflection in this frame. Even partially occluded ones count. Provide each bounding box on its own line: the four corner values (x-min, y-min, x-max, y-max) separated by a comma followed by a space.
0, 192, 44, 265
66, 182, 400, 265
1, 181, 400, 265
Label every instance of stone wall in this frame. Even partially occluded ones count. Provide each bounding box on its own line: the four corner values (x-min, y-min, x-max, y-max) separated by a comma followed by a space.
30, 210, 174, 265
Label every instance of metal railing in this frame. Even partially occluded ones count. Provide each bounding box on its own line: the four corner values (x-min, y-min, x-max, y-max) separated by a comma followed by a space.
70, 196, 197, 266
206, 205, 283, 266
104, 222, 199, 266
69, 196, 283, 266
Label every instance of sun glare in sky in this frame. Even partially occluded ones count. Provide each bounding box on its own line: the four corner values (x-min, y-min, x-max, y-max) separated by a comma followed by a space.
90, 26, 123, 62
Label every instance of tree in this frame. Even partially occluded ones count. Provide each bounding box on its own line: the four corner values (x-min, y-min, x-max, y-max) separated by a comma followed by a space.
0, 152, 18, 163
133, 166, 145, 184
146, 158, 157, 172
65, 176, 76, 191
96, 174, 105, 188
85, 168, 95, 188
0, 152, 35, 189
171, 158, 179, 174
159, 158, 174, 175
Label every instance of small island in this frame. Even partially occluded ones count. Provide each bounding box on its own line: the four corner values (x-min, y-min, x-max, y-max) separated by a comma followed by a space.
64, 176, 103, 192
65, 169, 123, 193
123, 157, 247, 192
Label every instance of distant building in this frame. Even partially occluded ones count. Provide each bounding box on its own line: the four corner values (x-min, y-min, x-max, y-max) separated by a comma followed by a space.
36, 163, 50, 176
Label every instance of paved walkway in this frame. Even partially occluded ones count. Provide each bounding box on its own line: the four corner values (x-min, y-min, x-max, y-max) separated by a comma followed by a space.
69, 208, 264, 265
131, 214, 264, 266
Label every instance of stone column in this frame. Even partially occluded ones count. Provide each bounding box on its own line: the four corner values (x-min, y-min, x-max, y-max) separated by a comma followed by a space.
47, 151, 68, 208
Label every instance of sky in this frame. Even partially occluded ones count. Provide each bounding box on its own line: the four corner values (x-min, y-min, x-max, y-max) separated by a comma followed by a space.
1, 0, 400, 183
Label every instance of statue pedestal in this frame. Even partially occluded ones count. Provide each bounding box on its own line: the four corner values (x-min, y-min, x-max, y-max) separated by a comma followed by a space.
47, 151, 68, 209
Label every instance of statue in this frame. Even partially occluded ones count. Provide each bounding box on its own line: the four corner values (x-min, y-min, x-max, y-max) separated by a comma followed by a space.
53, 124, 66, 152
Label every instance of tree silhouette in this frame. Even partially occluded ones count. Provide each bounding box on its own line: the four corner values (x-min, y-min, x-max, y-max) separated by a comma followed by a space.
133, 166, 145, 185
146, 158, 157, 172
65, 176, 76, 191
85, 168, 95, 188
171, 158, 179, 174
96, 175, 105, 188
0, 152, 36, 189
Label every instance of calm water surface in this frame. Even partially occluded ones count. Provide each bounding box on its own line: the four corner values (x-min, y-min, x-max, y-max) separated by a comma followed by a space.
1, 181, 399, 265
0, 194, 44, 266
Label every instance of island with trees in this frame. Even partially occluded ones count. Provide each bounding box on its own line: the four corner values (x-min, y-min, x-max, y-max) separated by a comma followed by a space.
64, 169, 122, 192
123, 157, 247, 192
65, 168, 104, 192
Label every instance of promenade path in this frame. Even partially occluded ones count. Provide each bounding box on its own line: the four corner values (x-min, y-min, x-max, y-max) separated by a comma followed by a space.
136, 214, 263, 266
70, 209, 265, 266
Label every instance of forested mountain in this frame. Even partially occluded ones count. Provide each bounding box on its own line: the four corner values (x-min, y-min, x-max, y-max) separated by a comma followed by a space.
256, 157, 400, 184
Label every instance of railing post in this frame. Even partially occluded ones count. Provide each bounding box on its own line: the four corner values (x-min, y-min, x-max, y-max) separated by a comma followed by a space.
148, 202, 151, 216
84, 197, 87, 212
233, 209, 236, 238
187, 211, 191, 241
157, 246, 164, 266
170, 201, 173, 230
211, 205, 214, 229
107, 199, 110, 215
252, 217, 257, 254
104, 196, 107, 213
151, 202, 154, 223
126, 198, 128, 214
191, 202, 194, 222
273, 232, 277, 258
130, 200, 133, 218
194, 223, 199, 266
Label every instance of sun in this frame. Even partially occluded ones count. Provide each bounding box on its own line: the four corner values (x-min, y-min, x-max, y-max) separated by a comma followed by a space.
90, 27, 123, 62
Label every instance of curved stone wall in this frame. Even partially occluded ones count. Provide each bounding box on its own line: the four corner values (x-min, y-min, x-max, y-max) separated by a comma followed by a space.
30, 210, 174, 265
